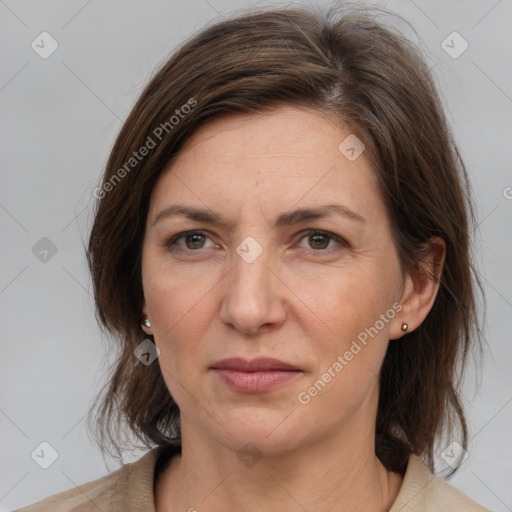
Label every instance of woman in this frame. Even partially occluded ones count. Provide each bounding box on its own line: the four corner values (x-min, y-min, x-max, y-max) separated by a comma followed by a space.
17, 3, 491, 511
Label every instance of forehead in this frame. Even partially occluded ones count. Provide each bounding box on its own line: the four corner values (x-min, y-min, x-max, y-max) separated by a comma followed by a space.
176, 106, 362, 169
149, 106, 385, 224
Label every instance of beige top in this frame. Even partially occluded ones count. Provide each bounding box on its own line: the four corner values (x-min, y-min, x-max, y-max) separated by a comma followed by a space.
15, 445, 491, 511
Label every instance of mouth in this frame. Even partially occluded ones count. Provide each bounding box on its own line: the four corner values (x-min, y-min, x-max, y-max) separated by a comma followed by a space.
210, 358, 302, 393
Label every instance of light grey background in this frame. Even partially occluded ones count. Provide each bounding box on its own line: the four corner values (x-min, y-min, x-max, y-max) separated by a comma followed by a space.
1, 0, 511, 510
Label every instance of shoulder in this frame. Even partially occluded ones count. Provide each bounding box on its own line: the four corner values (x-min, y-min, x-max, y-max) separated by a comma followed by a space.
14, 447, 165, 512
390, 454, 492, 512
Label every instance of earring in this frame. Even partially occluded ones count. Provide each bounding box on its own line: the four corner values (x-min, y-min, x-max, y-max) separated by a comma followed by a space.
142, 317, 151, 328
401, 322, 408, 331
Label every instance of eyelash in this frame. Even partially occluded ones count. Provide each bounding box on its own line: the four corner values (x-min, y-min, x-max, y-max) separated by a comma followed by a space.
165, 229, 347, 255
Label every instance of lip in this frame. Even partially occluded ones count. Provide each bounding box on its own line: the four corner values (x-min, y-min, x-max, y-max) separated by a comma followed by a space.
211, 358, 302, 393
211, 357, 300, 372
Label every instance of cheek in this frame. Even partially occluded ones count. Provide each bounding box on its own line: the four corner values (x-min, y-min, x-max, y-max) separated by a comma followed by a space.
289, 266, 388, 338
294, 277, 394, 421
144, 274, 211, 406
288, 264, 396, 390
142, 262, 214, 362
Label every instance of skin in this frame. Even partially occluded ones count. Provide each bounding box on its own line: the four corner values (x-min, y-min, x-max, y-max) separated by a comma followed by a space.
140, 106, 445, 512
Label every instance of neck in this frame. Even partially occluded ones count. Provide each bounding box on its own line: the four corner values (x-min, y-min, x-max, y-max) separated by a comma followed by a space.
155, 417, 404, 511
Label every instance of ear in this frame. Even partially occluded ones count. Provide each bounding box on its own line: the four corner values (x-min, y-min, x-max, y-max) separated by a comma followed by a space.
390, 236, 446, 340
141, 301, 153, 336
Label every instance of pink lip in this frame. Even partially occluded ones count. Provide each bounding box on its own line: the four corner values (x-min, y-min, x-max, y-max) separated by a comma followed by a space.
211, 358, 302, 393
212, 357, 300, 371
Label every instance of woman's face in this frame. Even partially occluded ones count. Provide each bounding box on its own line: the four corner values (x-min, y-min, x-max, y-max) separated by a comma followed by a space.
141, 106, 411, 456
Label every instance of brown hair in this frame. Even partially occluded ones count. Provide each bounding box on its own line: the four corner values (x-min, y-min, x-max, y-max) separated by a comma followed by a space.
86, 2, 484, 476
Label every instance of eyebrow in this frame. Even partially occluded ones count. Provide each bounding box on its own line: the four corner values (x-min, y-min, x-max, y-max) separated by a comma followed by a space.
152, 203, 365, 227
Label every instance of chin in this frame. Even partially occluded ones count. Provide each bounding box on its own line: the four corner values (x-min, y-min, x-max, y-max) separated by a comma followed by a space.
207, 409, 303, 456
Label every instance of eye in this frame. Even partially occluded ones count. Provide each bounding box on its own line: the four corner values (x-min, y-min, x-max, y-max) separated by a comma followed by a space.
166, 230, 217, 251
165, 229, 347, 255
296, 230, 347, 253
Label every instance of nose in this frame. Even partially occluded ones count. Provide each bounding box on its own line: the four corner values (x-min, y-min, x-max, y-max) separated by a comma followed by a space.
219, 246, 287, 335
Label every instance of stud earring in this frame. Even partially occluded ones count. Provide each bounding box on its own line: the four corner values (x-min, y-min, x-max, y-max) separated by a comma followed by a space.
401, 322, 408, 331
142, 317, 151, 328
